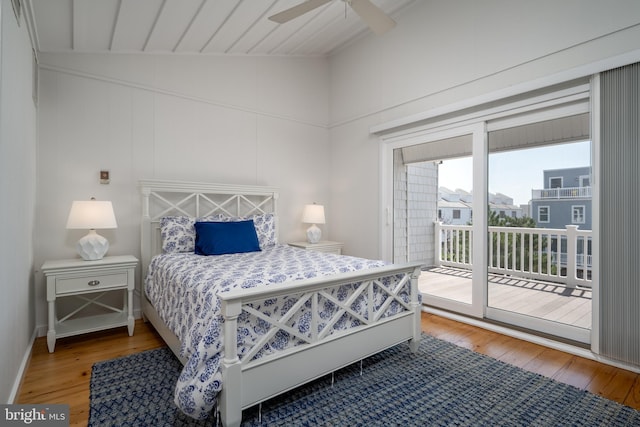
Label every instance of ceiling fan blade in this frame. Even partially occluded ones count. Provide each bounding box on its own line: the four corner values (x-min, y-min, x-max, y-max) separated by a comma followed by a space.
349, 0, 396, 35
269, 0, 333, 24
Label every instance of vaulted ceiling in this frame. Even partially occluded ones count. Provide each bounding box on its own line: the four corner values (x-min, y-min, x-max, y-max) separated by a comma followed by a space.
26, 0, 416, 57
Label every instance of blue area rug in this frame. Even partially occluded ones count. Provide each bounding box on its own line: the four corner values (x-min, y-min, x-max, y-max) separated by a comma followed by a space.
89, 335, 640, 426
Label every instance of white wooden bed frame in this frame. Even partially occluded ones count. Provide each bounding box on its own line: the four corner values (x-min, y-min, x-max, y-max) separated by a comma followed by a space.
140, 179, 423, 427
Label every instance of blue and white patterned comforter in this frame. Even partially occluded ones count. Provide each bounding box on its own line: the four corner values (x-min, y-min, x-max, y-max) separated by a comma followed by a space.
144, 244, 405, 420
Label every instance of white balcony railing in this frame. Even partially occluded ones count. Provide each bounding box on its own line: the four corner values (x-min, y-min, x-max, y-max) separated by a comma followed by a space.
435, 222, 592, 288
531, 186, 592, 200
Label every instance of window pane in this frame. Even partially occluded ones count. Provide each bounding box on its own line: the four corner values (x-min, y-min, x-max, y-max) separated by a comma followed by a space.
550, 177, 562, 188
488, 136, 592, 333
538, 206, 549, 222
572, 205, 585, 224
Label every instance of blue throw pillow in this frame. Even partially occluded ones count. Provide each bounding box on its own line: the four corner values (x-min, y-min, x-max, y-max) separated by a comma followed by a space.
194, 220, 261, 255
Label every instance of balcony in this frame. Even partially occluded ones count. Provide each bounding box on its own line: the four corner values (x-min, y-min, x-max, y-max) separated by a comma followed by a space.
435, 222, 592, 288
419, 267, 592, 328
532, 186, 592, 200
421, 223, 592, 329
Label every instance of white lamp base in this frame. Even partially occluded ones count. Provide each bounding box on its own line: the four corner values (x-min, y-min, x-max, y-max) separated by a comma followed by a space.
77, 229, 109, 260
306, 224, 322, 244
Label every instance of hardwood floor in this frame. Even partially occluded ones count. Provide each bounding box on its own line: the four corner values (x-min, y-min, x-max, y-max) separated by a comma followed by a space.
422, 313, 640, 411
16, 320, 166, 426
16, 314, 640, 425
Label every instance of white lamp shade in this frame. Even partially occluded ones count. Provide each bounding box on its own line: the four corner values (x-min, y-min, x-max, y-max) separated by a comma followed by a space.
302, 204, 325, 224
66, 200, 117, 260
66, 200, 117, 230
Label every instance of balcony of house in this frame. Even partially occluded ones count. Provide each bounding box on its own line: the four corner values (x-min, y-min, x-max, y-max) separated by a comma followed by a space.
532, 186, 592, 200
419, 223, 592, 329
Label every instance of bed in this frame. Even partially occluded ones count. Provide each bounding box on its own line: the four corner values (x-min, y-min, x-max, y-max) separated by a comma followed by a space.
140, 179, 423, 426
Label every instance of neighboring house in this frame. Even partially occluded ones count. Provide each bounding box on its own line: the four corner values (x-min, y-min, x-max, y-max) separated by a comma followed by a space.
488, 192, 524, 220
530, 167, 592, 230
519, 204, 531, 218
437, 187, 472, 225
438, 188, 523, 225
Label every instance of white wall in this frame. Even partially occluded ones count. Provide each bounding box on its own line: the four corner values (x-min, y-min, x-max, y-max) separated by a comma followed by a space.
328, 0, 640, 259
34, 52, 331, 333
26, 0, 640, 357
0, 0, 37, 402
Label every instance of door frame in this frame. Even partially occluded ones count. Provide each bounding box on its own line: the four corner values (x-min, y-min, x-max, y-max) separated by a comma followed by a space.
381, 122, 486, 318
379, 80, 598, 343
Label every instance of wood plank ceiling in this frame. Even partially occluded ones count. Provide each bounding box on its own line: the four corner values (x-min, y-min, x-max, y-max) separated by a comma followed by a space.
27, 0, 416, 56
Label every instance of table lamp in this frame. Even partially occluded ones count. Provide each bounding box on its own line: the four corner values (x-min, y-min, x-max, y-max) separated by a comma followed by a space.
66, 198, 118, 260
302, 203, 325, 244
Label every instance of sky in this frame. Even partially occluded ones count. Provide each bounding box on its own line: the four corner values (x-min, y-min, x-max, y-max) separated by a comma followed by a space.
438, 141, 591, 206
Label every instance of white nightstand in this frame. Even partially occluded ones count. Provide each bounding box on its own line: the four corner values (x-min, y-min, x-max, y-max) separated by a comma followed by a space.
289, 240, 344, 255
41, 255, 138, 352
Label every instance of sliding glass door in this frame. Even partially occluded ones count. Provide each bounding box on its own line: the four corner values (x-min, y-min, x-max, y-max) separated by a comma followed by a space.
383, 79, 595, 343
486, 125, 592, 343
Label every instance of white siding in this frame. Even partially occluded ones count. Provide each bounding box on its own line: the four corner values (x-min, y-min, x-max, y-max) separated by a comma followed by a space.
393, 150, 407, 263
407, 163, 437, 265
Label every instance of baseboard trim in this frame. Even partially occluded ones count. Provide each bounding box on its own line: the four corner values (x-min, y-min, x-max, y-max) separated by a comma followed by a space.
8, 327, 38, 403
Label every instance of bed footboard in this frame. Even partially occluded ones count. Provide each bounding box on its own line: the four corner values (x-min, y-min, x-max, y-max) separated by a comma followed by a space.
217, 263, 422, 427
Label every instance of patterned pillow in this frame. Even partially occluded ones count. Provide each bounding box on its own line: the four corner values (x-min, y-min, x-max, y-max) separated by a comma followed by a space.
160, 216, 195, 253
218, 213, 278, 249
252, 213, 278, 248
160, 215, 225, 253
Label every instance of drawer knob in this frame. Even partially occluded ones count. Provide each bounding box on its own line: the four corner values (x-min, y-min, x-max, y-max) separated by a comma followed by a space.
88, 280, 100, 286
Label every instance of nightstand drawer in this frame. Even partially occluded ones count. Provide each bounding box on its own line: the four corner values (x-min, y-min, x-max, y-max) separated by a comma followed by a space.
56, 272, 128, 294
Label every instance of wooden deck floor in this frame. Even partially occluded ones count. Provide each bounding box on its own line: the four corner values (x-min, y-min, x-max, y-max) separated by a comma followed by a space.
419, 267, 592, 329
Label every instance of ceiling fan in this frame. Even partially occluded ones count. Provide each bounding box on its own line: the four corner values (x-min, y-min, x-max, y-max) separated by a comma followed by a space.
269, 0, 396, 35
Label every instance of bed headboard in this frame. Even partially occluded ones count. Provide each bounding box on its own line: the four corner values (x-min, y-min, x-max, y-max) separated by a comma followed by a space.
139, 179, 279, 275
